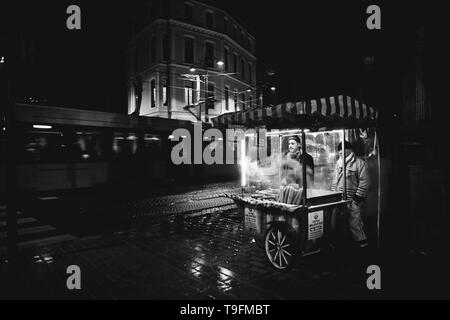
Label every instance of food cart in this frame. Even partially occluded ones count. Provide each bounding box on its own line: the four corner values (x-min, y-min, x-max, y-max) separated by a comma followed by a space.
212, 95, 380, 270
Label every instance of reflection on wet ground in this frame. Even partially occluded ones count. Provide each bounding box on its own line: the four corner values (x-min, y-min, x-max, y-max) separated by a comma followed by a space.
0, 208, 384, 300
1, 208, 448, 300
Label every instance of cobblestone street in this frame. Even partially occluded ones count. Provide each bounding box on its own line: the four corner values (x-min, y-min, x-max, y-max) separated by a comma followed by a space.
1, 211, 374, 300
0, 182, 448, 300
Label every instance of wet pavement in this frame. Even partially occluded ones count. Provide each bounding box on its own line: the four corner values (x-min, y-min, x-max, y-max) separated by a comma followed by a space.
1, 209, 378, 300
1, 182, 449, 300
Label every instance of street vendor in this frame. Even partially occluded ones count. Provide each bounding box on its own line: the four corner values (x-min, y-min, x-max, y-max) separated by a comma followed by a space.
281, 135, 314, 187
331, 140, 370, 248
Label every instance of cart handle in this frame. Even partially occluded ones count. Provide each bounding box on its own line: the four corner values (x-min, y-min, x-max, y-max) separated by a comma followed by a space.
308, 200, 351, 211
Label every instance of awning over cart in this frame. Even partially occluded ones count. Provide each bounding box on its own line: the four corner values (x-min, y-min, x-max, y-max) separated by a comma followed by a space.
212, 95, 378, 129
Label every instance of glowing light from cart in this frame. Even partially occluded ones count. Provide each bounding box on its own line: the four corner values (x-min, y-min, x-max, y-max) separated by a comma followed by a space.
279, 129, 303, 136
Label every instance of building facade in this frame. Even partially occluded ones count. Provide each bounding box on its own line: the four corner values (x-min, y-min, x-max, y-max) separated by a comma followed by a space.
401, 26, 431, 125
127, 0, 257, 122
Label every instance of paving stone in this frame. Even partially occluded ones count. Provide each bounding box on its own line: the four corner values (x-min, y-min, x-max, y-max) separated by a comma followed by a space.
0, 182, 406, 299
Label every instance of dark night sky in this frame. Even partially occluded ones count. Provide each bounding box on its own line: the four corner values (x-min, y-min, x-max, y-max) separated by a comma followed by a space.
1, 0, 446, 117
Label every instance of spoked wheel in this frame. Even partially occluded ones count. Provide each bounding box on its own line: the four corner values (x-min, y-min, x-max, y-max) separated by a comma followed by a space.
264, 223, 297, 271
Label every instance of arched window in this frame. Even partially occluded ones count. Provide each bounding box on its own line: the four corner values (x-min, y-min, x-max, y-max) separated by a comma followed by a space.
150, 79, 156, 108
224, 87, 230, 111
205, 11, 214, 29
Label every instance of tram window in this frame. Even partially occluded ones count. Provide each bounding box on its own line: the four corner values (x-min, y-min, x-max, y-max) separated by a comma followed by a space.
127, 133, 139, 155
75, 132, 105, 161
144, 134, 161, 148
17, 129, 167, 163
112, 132, 125, 157
19, 130, 115, 163
112, 132, 138, 158
20, 131, 66, 163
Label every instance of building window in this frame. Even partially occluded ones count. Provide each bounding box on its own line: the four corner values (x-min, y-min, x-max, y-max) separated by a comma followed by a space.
241, 93, 246, 110
233, 25, 237, 40
207, 83, 215, 109
151, 36, 156, 63
241, 58, 245, 80
224, 17, 228, 34
184, 81, 195, 106
225, 87, 230, 111
205, 42, 214, 68
249, 95, 253, 109
224, 47, 229, 72
248, 62, 252, 83
233, 90, 238, 111
163, 83, 168, 106
205, 11, 214, 29
233, 53, 237, 73
185, 3, 194, 23
162, 33, 168, 61
151, 79, 156, 108
184, 37, 194, 64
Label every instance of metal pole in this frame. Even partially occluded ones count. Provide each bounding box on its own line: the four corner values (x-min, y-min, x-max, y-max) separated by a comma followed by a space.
279, 132, 282, 187
5, 50, 18, 259
205, 66, 209, 123
376, 130, 381, 248
342, 130, 347, 201
165, 0, 172, 119
196, 75, 201, 121
302, 130, 307, 204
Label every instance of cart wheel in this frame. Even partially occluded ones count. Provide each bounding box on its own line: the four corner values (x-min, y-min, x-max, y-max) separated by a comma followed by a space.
264, 223, 297, 271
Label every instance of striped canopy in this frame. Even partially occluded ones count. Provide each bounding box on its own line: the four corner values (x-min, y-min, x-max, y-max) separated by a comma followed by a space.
212, 95, 378, 130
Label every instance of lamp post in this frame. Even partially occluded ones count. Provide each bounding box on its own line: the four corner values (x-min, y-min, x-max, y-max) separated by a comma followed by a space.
1, 34, 18, 260
189, 58, 224, 123
245, 82, 276, 109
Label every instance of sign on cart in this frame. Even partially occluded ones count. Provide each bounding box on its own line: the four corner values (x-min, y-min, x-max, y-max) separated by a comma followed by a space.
244, 207, 258, 231
308, 211, 324, 240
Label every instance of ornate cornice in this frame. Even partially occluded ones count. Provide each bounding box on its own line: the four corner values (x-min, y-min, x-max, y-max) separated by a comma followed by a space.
130, 19, 256, 60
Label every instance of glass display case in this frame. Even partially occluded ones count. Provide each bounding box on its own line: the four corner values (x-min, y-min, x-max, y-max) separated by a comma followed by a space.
242, 129, 345, 206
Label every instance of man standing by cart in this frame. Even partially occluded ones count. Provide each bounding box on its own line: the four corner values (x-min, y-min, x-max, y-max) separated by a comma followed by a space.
331, 140, 370, 248
282, 135, 314, 187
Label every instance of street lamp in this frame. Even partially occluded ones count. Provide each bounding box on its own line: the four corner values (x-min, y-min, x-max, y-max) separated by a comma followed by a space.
187, 58, 224, 123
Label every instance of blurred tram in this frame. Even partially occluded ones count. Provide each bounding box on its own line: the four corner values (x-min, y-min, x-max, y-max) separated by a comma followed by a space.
2, 103, 194, 192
